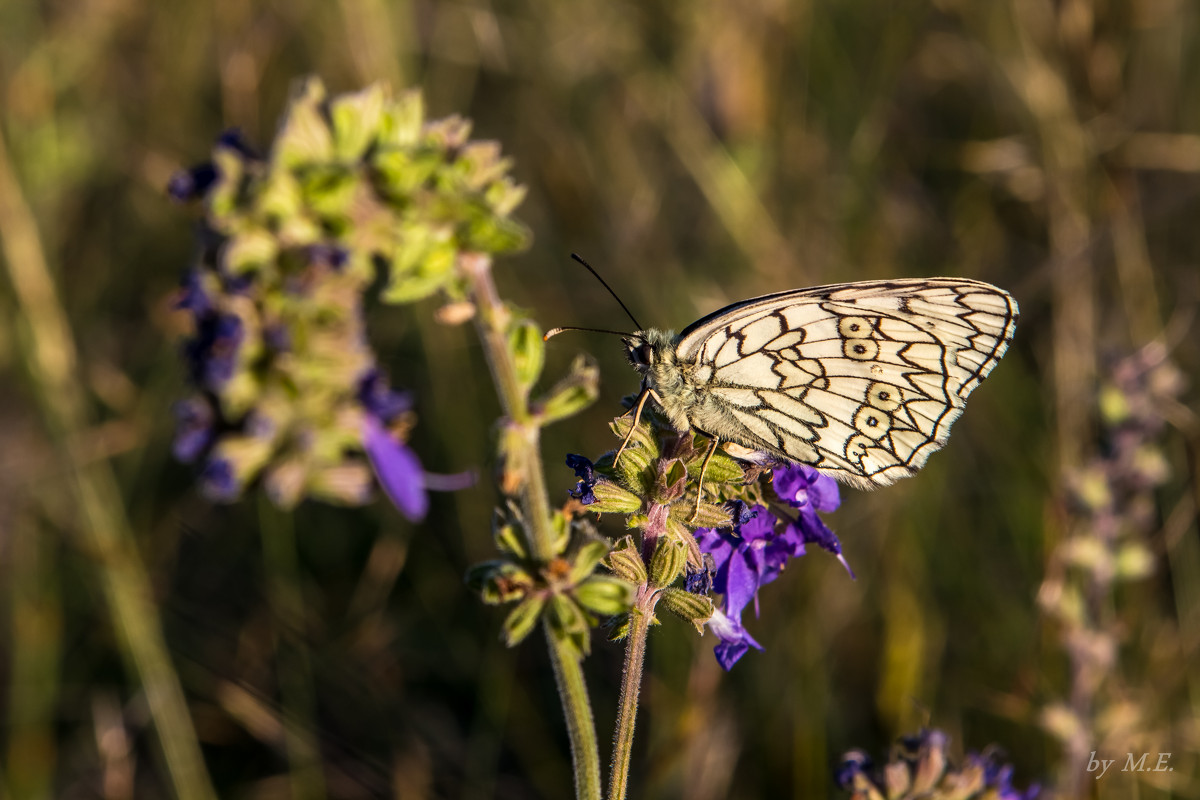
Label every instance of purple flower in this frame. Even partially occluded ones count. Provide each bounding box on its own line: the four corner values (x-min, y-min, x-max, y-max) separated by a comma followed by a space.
172, 397, 215, 463
201, 457, 240, 502
774, 464, 854, 577
566, 454, 597, 505
362, 413, 428, 521
307, 243, 349, 271
175, 270, 212, 317
706, 609, 764, 670
695, 466, 846, 669
215, 128, 258, 159
358, 370, 413, 425
167, 164, 217, 202
185, 312, 244, 389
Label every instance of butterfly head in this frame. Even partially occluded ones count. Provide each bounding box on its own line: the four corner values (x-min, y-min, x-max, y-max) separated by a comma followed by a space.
622, 329, 675, 375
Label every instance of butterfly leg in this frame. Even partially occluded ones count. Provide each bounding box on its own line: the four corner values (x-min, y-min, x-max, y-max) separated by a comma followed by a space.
613, 386, 653, 466
689, 435, 720, 523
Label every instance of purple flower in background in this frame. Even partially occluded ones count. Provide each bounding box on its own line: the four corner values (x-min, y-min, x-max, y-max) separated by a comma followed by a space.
176, 270, 212, 317
201, 457, 240, 502
362, 412, 428, 521
172, 397, 215, 463
358, 369, 413, 425
307, 243, 349, 271
167, 164, 218, 203
566, 454, 597, 505
186, 312, 244, 389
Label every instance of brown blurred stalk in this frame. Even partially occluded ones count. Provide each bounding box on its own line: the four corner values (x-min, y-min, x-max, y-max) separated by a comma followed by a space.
0, 130, 217, 800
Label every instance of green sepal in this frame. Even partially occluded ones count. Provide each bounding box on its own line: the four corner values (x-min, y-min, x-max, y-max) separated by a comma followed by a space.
255, 167, 303, 227
328, 84, 385, 162
536, 354, 600, 426
492, 517, 527, 560
221, 229, 278, 279
649, 536, 687, 588
508, 317, 544, 392
659, 588, 714, 632
382, 225, 457, 304
660, 458, 689, 501
550, 510, 571, 556
604, 536, 648, 584
547, 595, 593, 657
207, 147, 249, 227
607, 613, 631, 642
502, 595, 545, 647
568, 540, 611, 585
459, 207, 531, 255
377, 90, 425, 148
587, 480, 643, 514
609, 417, 658, 460
274, 78, 334, 169
465, 560, 534, 604
574, 576, 635, 616
688, 449, 743, 484
672, 499, 730, 528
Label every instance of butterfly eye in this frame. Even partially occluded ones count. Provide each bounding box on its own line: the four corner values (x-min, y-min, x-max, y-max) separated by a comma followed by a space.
630, 342, 654, 367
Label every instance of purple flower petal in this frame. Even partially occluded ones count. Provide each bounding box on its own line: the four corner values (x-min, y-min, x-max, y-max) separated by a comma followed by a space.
774, 463, 841, 512
706, 609, 763, 671
363, 415, 428, 521
172, 397, 214, 463
565, 454, 598, 504
358, 370, 413, 424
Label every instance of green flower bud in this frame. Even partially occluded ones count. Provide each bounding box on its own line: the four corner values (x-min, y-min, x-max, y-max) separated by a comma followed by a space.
574, 576, 635, 616
603, 536, 648, 584
465, 560, 534, 605
658, 588, 714, 632
649, 536, 687, 587
588, 480, 643, 514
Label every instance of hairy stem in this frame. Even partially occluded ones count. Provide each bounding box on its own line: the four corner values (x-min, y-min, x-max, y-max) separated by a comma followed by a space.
608, 586, 656, 800
461, 252, 602, 800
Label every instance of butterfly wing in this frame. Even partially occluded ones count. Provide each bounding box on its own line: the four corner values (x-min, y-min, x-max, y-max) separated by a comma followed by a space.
674, 278, 1019, 489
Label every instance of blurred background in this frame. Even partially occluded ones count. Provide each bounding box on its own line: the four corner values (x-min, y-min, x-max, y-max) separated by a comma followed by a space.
1, 0, 1198, 797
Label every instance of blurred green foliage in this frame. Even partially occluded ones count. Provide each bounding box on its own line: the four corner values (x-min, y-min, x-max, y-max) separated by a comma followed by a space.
1, 0, 1198, 798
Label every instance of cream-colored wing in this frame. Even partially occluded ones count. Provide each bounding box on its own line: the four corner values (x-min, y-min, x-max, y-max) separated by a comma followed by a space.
678, 278, 1019, 488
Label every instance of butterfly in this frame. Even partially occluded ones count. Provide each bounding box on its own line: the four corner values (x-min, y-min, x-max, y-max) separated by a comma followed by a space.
615, 278, 1019, 493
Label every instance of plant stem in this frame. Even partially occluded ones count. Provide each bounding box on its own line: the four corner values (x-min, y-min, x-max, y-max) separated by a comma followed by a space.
608, 586, 655, 800
461, 252, 602, 800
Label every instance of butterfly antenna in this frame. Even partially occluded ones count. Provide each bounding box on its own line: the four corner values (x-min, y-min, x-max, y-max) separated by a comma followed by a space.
570, 253, 644, 330
544, 325, 631, 341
